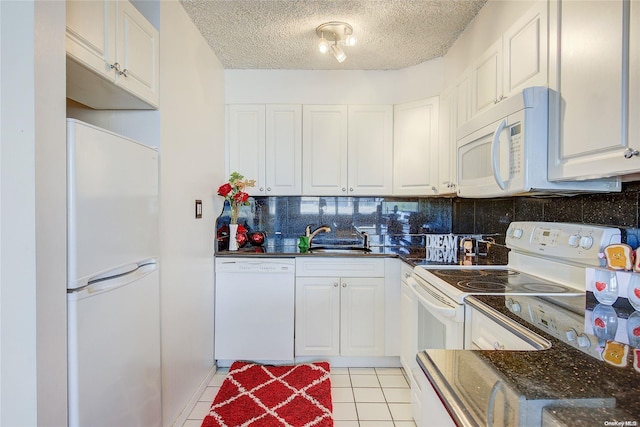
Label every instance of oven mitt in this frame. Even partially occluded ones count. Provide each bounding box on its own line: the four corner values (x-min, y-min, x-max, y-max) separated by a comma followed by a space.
603, 243, 634, 271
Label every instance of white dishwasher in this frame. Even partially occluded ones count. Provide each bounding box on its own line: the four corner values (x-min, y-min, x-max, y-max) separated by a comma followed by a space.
215, 257, 295, 366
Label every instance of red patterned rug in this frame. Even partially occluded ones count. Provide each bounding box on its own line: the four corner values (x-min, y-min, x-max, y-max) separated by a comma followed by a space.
201, 361, 333, 427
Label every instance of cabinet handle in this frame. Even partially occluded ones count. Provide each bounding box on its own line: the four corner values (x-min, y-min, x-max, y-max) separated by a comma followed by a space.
110, 62, 121, 73
259, 187, 264, 191
119, 68, 128, 77
624, 148, 640, 159
341, 188, 347, 192
266, 187, 271, 191
333, 282, 339, 287
342, 282, 347, 288
349, 188, 354, 192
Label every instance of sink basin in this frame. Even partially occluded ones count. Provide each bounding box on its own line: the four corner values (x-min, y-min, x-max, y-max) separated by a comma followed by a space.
308, 246, 372, 254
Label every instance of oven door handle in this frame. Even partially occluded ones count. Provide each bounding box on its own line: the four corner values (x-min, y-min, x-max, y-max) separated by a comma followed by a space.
487, 380, 504, 427
408, 277, 458, 319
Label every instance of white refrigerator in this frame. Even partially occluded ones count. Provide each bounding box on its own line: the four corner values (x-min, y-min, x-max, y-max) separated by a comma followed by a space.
66, 119, 161, 427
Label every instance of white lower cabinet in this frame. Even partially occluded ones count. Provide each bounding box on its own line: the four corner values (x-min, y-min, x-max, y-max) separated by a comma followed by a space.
295, 258, 385, 357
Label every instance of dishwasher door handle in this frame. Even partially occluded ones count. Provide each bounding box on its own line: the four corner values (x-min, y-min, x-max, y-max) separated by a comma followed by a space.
408, 277, 458, 319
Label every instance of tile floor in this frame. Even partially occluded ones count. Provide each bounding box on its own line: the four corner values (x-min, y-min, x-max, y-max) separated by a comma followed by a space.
182, 366, 416, 427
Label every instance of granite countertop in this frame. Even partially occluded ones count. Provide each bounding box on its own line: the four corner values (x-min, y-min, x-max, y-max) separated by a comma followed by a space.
422, 295, 639, 426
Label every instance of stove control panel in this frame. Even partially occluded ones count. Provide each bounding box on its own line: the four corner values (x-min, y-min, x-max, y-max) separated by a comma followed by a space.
506, 222, 621, 267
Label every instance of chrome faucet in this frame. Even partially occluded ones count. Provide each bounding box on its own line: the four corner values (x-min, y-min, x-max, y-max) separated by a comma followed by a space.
305, 224, 331, 246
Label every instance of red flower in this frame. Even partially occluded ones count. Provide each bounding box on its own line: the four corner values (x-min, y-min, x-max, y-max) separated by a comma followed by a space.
233, 192, 249, 204
217, 183, 233, 197
237, 224, 248, 233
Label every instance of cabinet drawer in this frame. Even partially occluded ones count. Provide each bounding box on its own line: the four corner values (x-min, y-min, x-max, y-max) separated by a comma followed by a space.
296, 257, 384, 278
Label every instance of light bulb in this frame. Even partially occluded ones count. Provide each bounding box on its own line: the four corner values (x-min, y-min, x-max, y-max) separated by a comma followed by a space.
331, 43, 346, 63
318, 36, 329, 54
345, 35, 357, 47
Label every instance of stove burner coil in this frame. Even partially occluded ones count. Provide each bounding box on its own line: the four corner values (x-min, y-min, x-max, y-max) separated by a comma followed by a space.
520, 283, 571, 293
456, 280, 512, 292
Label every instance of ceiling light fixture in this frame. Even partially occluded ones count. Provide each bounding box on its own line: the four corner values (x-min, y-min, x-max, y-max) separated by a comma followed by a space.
316, 21, 356, 63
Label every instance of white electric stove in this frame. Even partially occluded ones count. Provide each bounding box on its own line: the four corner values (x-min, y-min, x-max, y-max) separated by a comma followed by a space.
413, 222, 622, 304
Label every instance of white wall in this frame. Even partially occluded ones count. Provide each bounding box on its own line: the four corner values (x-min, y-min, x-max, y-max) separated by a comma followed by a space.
1, 1, 67, 426
225, 58, 444, 105
159, 2, 225, 425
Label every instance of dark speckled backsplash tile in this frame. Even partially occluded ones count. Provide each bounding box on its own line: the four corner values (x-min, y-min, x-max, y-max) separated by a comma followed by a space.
217, 182, 640, 246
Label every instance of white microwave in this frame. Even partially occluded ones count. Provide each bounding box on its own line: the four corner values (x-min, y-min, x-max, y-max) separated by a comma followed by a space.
456, 87, 620, 198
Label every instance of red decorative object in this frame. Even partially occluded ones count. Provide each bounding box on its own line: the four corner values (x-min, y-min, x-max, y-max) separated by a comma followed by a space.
201, 361, 333, 427
249, 231, 266, 246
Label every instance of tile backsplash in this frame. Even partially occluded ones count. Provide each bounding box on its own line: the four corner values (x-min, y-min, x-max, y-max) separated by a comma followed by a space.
216, 182, 640, 248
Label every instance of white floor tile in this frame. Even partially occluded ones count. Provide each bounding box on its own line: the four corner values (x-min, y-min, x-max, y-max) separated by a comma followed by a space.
187, 401, 211, 420
353, 387, 386, 403
331, 374, 352, 387
332, 367, 350, 375
349, 367, 377, 375
359, 421, 395, 427
333, 402, 358, 421
394, 421, 417, 427
378, 375, 409, 388
208, 373, 227, 387
198, 386, 218, 402
350, 374, 380, 388
181, 420, 204, 427
356, 402, 393, 421
332, 387, 355, 403
375, 367, 404, 376
389, 403, 413, 421
382, 387, 411, 403
333, 421, 359, 427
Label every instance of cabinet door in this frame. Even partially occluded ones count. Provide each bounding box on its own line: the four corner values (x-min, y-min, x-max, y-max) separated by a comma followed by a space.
548, 0, 634, 179
295, 277, 340, 356
347, 105, 394, 195
399, 280, 416, 372
630, 0, 640, 159
116, 0, 160, 108
228, 105, 266, 195
455, 69, 471, 128
437, 88, 457, 194
340, 277, 385, 357
265, 105, 302, 195
393, 97, 439, 195
471, 38, 502, 117
503, 1, 548, 96
66, 0, 116, 79
302, 105, 348, 195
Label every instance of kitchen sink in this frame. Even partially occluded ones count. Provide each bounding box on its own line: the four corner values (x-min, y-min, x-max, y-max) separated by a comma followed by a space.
308, 245, 372, 254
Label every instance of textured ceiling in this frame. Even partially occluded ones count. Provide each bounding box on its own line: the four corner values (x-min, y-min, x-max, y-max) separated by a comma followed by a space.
178, 0, 488, 70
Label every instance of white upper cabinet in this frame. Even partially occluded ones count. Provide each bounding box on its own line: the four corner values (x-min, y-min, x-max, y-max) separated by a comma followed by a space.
548, 0, 637, 180
471, 1, 547, 117
266, 105, 303, 195
438, 88, 457, 194
303, 105, 349, 195
347, 105, 394, 196
228, 104, 302, 196
303, 105, 392, 196
66, 0, 159, 109
228, 105, 266, 196
393, 97, 440, 195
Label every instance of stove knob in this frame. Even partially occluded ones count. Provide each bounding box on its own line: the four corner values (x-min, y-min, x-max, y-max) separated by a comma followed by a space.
510, 302, 521, 313
565, 328, 577, 342
577, 333, 592, 348
505, 298, 514, 309
568, 234, 580, 248
512, 228, 524, 239
579, 236, 594, 249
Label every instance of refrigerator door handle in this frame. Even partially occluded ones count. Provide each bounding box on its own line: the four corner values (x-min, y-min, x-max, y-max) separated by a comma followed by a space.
73, 263, 157, 297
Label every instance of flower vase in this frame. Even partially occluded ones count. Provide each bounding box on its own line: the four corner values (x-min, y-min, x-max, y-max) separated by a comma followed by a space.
229, 223, 239, 251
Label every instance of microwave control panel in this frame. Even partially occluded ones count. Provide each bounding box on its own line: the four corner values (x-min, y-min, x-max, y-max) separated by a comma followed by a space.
509, 123, 522, 177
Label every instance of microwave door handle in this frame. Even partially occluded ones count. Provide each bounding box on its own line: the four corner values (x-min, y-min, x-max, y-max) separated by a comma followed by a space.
491, 119, 508, 190
487, 380, 504, 427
